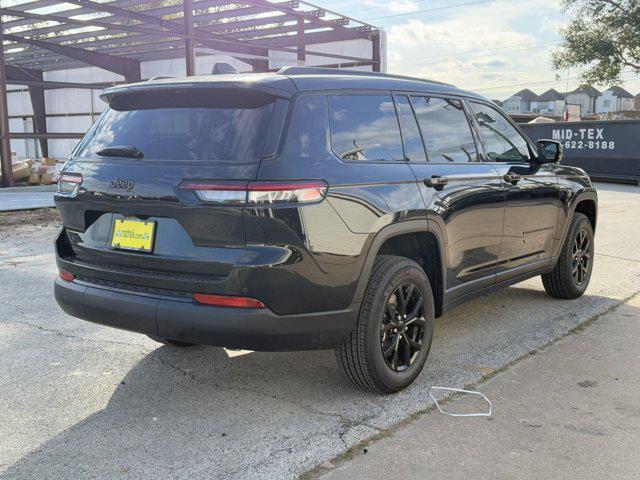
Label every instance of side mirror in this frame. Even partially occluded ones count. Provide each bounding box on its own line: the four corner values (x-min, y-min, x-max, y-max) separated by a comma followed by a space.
536, 139, 561, 164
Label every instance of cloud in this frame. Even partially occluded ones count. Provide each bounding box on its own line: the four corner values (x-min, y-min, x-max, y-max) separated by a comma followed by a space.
469, 57, 513, 69
387, 0, 421, 14
359, 0, 420, 14
384, 0, 564, 96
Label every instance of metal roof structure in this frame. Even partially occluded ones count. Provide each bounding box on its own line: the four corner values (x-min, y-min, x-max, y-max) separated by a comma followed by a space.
0, 0, 382, 186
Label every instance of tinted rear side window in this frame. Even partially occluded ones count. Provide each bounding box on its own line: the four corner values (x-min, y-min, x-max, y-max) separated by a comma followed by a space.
285, 95, 330, 158
77, 89, 275, 163
329, 94, 404, 162
411, 96, 477, 162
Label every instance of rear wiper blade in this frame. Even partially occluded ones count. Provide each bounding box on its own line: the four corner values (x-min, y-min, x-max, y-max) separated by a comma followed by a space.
96, 145, 144, 159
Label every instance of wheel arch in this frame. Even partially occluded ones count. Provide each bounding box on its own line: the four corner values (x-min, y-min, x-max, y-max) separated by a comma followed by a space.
574, 197, 597, 232
351, 221, 446, 317
554, 190, 598, 260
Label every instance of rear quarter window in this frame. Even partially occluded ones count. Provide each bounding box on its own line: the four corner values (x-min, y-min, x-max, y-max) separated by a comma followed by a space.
76, 89, 275, 163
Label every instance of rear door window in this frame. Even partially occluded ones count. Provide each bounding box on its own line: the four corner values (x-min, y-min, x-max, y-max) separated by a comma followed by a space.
411, 96, 478, 162
329, 94, 404, 162
76, 89, 275, 163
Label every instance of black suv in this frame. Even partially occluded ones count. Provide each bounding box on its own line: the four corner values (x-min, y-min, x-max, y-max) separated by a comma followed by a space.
54, 67, 597, 393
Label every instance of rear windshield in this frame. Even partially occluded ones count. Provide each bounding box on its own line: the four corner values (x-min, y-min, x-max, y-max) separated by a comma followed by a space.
76, 89, 275, 163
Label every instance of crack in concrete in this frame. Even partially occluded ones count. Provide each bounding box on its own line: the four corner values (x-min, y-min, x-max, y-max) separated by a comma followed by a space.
595, 252, 640, 263
10, 319, 150, 350
148, 352, 384, 450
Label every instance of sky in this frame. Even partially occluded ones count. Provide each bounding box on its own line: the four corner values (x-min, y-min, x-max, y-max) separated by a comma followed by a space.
323, 0, 640, 100
3, 0, 639, 100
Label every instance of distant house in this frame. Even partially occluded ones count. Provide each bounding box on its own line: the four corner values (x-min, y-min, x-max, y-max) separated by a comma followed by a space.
596, 86, 635, 113
565, 85, 601, 115
636, 93, 640, 111
502, 89, 538, 113
531, 88, 565, 115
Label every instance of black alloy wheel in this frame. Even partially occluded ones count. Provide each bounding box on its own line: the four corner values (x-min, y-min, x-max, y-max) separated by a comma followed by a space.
336, 255, 435, 394
542, 212, 594, 299
572, 227, 591, 286
380, 282, 427, 372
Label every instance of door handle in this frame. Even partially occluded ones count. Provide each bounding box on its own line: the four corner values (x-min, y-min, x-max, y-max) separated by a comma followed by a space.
503, 172, 521, 184
424, 175, 448, 191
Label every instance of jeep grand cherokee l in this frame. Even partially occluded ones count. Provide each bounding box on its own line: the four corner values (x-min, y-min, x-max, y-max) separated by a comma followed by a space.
54, 67, 597, 394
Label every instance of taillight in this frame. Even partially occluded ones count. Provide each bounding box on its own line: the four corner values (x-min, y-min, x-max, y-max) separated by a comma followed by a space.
180, 180, 327, 205
57, 173, 82, 196
194, 293, 266, 309
59, 269, 75, 282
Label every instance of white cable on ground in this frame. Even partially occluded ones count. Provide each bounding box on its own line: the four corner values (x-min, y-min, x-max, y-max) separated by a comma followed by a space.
428, 386, 492, 417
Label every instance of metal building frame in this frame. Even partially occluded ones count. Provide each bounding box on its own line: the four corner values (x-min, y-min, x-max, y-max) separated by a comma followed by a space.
0, 0, 380, 186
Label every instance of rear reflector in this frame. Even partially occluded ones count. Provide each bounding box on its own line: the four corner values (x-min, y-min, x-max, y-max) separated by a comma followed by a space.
180, 180, 327, 205
193, 293, 266, 309
59, 270, 75, 282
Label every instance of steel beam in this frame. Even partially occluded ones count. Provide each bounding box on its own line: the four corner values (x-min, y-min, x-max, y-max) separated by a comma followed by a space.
25, 69, 48, 157
371, 31, 381, 73
7, 132, 84, 139
242, 0, 360, 36
296, 18, 305, 64
0, 18, 13, 187
184, 0, 195, 76
4, 65, 113, 89
4, 34, 141, 82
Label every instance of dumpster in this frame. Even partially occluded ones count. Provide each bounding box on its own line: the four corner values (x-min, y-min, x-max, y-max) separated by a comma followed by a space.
520, 120, 640, 185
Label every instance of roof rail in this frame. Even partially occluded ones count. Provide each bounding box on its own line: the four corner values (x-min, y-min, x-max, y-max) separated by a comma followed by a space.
277, 66, 452, 86
148, 75, 178, 81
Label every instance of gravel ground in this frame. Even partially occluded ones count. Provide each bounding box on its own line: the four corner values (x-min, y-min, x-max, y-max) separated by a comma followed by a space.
0, 182, 639, 480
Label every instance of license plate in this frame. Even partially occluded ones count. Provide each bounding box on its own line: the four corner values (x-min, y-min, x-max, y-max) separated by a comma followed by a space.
111, 218, 156, 253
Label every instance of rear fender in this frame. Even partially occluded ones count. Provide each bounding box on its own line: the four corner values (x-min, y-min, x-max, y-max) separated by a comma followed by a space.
350, 220, 447, 317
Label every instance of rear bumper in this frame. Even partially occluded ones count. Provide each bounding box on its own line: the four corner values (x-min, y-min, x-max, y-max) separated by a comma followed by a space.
54, 277, 356, 351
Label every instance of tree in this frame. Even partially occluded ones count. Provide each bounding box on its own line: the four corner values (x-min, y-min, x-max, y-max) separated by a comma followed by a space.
552, 0, 640, 85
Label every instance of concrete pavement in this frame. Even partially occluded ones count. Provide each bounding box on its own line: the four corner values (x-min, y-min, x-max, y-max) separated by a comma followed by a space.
0, 185, 55, 212
315, 293, 640, 480
0, 182, 639, 479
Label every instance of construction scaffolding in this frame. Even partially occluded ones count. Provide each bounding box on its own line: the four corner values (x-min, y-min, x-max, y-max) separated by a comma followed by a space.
0, 0, 382, 186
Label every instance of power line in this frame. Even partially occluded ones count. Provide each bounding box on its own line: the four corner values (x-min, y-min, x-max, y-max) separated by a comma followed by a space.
389, 40, 560, 69
361, 0, 493, 21
470, 69, 639, 94
341, 0, 431, 15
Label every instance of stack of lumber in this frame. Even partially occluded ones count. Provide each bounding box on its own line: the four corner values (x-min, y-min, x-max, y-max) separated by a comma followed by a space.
1, 157, 60, 185
26, 158, 58, 185
0, 159, 33, 182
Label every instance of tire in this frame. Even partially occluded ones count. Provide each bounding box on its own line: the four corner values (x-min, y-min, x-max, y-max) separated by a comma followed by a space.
542, 213, 594, 299
336, 255, 435, 394
147, 334, 196, 347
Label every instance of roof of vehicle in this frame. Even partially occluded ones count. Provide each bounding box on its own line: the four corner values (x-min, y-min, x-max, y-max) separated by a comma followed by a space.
100, 67, 486, 103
